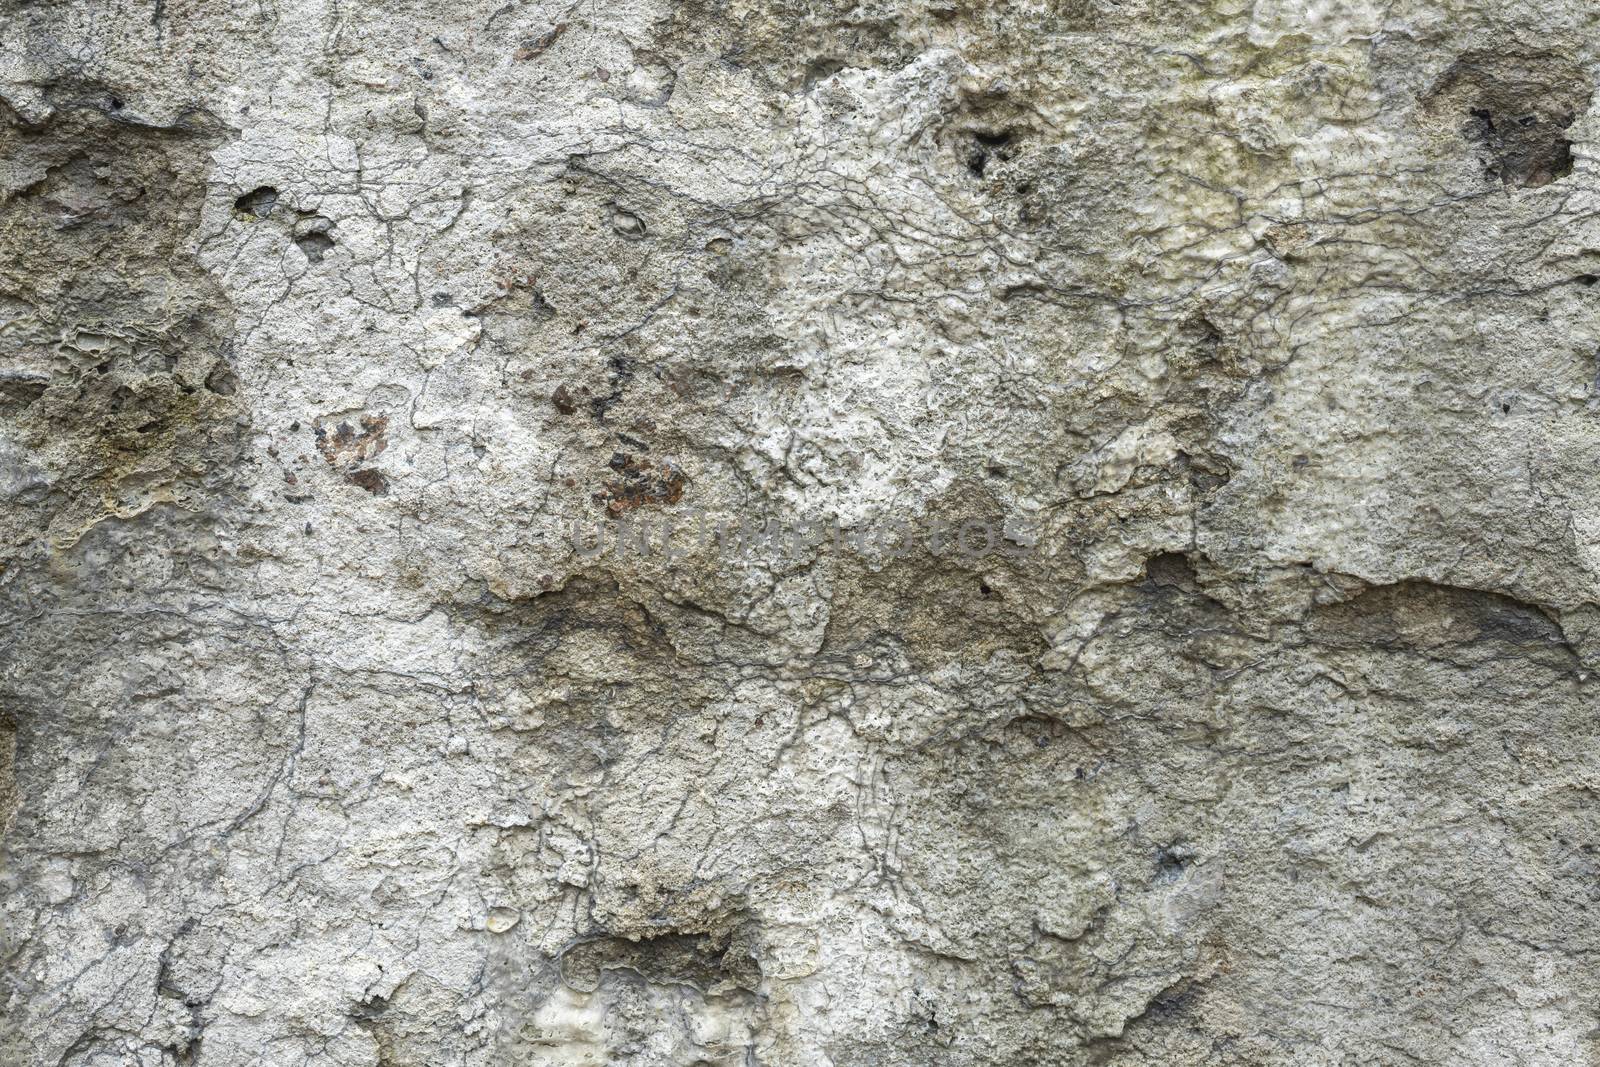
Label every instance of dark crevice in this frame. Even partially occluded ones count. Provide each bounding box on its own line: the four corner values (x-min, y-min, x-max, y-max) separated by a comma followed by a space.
233, 185, 278, 218
967, 129, 1016, 178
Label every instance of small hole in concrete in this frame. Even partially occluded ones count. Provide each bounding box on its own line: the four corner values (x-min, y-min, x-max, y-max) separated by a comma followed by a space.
296, 231, 335, 263
967, 129, 1016, 178
612, 207, 647, 240
205, 363, 239, 396
234, 186, 279, 218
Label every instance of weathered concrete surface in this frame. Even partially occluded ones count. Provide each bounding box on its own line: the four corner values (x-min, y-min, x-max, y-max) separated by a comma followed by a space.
5, 0, 1600, 1063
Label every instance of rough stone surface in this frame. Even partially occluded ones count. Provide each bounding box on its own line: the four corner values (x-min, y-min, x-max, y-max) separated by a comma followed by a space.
5, 1, 1600, 1064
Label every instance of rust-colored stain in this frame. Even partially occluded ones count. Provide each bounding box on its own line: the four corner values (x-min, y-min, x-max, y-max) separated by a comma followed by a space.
515, 23, 566, 60
313, 414, 390, 495
315, 414, 388, 465
344, 468, 390, 496
596, 452, 687, 515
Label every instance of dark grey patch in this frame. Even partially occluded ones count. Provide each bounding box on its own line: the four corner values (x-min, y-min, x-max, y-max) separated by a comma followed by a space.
1144, 551, 1198, 591
559, 929, 762, 994
1427, 52, 1591, 188
801, 57, 847, 91
295, 231, 335, 263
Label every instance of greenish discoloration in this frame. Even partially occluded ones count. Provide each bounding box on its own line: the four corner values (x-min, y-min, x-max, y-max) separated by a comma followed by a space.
0, 103, 241, 553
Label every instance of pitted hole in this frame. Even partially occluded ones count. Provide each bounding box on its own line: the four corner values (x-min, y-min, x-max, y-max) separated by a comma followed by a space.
611, 207, 647, 240
205, 362, 240, 397
234, 186, 279, 219
1145, 551, 1198, 590
1154, 843, 1193, 884
296, 231, 335, 263
0, 373, 48, 406
967, 129, 1015, 178
802, 57, 847, 91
